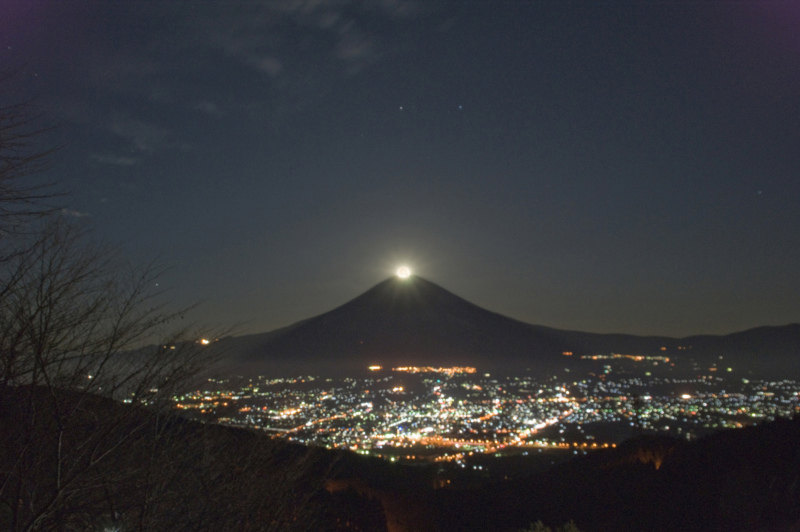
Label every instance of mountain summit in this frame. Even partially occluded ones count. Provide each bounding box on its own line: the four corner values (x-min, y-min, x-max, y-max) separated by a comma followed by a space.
218, 276, 800, 377
222, 275, 571, 374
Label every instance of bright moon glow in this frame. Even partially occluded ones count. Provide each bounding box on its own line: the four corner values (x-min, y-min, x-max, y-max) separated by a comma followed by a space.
396, 266, 411, 278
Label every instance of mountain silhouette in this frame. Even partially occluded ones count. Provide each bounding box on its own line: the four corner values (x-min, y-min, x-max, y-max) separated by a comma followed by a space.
216, 276, 800, 376
219, 276, 569, 373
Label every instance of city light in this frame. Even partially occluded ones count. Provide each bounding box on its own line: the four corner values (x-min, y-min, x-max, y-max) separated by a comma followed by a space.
173, 365, 800, 464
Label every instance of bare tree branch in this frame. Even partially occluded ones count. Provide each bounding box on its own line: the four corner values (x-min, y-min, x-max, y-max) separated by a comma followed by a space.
0, 75, 62, 245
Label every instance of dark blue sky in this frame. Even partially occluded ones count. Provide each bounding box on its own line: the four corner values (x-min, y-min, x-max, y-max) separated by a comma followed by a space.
3, 0, 799, 337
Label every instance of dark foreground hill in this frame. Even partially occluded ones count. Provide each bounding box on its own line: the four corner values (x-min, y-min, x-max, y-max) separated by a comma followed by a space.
0, 385, 388, 531
214, 275, 800, 377
336, 416, 800, 532
3, 385, 799, 531
428, 416, 800, 531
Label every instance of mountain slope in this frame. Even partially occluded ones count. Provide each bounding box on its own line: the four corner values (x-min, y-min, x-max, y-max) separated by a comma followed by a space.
215, 276, 800, 376
222, 276, 571, 373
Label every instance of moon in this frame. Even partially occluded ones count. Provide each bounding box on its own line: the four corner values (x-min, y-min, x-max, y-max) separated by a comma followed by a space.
396, 266, 411, 279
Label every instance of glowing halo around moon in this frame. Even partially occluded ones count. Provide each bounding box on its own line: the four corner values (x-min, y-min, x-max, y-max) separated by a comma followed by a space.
396, 266, 411, 279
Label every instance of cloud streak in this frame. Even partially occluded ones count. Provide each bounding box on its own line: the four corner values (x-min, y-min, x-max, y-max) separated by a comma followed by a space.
189, 0, 422, 78
106, 117, 171, 154
90, 153, 140, 166
61, 208, 90, 218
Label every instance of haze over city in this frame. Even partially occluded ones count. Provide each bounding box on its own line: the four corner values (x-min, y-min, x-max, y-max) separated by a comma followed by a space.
3, 0, 799, 338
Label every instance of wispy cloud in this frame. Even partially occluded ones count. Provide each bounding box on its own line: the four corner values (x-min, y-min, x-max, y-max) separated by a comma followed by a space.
255, 56, 283, 77
90, 153, 140, 166
85, 51, 171, 104
55, 0, 428, 152
61, 208, 90, 218
106, 116, 171, 153
335, 31, 377, 73
191, 100, 225, 118
191, 0, 423, 78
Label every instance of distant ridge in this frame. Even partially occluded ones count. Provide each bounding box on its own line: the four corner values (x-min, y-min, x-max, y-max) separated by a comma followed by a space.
215, 276, 800, 376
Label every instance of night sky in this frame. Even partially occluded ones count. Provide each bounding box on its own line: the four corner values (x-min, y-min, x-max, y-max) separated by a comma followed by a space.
3, 0, 799, 338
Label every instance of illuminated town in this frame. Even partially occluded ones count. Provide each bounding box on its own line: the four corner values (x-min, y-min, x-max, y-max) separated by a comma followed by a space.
174, 357, 800, 469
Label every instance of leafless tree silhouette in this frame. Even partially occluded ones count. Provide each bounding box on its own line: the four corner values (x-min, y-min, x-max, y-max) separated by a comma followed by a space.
0, 80, 342, 532
0, 78, 60, 244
